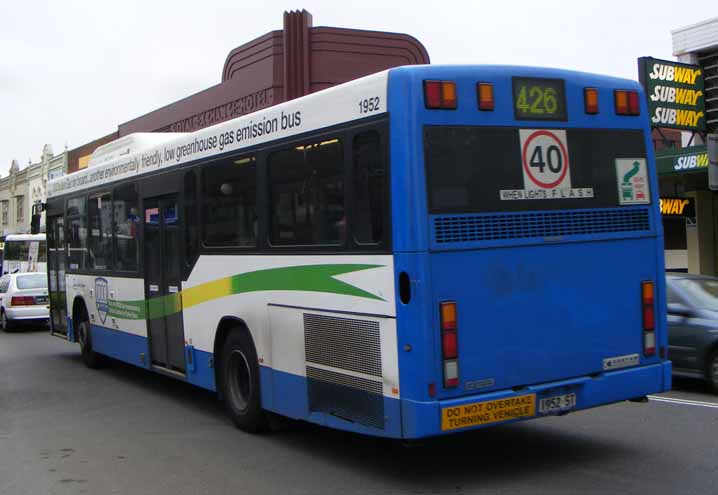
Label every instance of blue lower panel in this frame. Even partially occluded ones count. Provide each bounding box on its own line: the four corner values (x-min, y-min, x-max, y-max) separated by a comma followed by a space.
88, 325, 216, 391
90, 325, 150, 369
261, 366, 403, 439
401, 361, 672, 439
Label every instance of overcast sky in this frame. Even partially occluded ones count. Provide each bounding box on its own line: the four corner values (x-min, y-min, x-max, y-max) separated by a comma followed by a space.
0, 0, 711, 175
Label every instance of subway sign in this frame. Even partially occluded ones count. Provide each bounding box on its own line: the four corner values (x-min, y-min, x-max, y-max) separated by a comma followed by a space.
638, 57, 705, 132
660, 197, 695, 217
655, 146, 709, 175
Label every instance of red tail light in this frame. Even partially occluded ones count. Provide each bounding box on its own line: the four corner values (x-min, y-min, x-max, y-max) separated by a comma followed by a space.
424, 80, 457, 109
628, 91, 640, 115
642, 281, 656, 356
11, 296, 35, 306
440, 301, 459, 388
615, 90, 640, 116
442, 331, 458, 359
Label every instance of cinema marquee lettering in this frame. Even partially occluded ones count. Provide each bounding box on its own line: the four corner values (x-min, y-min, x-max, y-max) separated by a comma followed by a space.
162, 88, 275, 133
638, 57, 705, 132
660, 197, 695, 218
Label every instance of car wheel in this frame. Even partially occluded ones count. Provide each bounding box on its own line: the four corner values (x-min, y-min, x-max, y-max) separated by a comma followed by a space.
1, 310, 13, 332
707, 350, 718, 394
219, 329, 267, 433
77, 318, 103, 369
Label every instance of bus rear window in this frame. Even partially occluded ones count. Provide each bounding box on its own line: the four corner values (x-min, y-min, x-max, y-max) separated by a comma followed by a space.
424, 127, 647, 214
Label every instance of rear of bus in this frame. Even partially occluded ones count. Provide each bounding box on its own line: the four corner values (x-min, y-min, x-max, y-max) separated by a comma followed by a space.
387, 66, 672, 438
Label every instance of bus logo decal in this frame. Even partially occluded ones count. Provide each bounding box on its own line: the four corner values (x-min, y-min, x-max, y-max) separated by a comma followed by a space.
95, 278, 110, 324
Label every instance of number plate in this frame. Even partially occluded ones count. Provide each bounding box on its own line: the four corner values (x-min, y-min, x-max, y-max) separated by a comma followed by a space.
34, 296, 48, 304
539, 393, 576, 415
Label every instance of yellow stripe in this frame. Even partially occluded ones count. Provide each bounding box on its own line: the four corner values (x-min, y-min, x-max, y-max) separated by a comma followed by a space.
181, 277, 233, 309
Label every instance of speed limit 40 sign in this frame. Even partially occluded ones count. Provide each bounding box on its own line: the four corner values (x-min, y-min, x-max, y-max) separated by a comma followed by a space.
521, 129, 570, 191
499, 129, 594, 201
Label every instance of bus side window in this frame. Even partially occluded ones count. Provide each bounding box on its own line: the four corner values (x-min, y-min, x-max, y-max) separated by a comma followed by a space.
67, 196, 87, 271
269, 139, 344, 246
184, 171, 199, 266
353, 131, 385, 245
202, 156, 257, 247
88, 193, 113, 270
113, 184, 139, 272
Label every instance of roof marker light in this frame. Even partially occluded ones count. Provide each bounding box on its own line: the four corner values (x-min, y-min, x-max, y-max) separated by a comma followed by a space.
424, 80, 457, 109
477, 82, 494, 111
584, 88, 599, 114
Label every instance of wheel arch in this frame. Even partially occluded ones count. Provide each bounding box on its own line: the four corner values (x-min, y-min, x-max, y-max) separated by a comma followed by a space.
213, 316, 257, 398
71, 296, 89, 341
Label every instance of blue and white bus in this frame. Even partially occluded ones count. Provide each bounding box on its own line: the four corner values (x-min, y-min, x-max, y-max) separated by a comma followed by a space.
43, 65, 671, 439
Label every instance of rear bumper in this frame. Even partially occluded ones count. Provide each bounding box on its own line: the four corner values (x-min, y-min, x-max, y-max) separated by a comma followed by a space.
401, 361, 672, 439
6, 306, 50, 321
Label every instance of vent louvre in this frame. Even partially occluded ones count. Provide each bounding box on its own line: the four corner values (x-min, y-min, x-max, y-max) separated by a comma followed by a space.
433, 208, 651, 244
307, 366, 384, 429
304, 313, 382, 377
303, 313, 385, 430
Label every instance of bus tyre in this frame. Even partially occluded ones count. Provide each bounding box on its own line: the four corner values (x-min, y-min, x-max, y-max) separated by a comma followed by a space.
220, 330, 267, 433
707, 350, 718, 394
77, 319, 103, 369
1, 310, 14, 332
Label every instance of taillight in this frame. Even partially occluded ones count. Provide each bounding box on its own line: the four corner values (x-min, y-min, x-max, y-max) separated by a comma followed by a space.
584, 87, 599, 114
440, 301, 459, 388
424, 80, 457, 109
615, 90, 640, 116
642, 281, 656, 356
11, 296, 35, 306
477, 82, 494, 111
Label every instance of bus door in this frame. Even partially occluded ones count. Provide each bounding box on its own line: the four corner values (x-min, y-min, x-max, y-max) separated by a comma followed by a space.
47, 215, 67, 336
143, 195, 186, 374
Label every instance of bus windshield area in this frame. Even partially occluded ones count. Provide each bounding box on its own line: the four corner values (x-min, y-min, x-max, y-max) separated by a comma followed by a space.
424, 127, 648, 214
4, 240, 47, 262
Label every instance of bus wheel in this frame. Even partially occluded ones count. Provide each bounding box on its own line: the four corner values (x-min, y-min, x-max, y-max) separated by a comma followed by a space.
220, 330, 267, 433
77, 317, 103, 369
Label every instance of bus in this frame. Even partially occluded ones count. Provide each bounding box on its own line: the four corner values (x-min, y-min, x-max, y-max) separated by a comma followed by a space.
43, 65, 671, 439
3, 233, 47, 275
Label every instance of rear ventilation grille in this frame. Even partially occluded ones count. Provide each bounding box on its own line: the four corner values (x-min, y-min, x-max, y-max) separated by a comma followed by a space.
304, 313, 382, 377
433, 208, 651, 244
304, 313, 385, 430
307, 366, 384, 429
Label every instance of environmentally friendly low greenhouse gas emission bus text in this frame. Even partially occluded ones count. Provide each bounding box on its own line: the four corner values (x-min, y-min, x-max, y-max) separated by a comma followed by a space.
43, 65, 671, 439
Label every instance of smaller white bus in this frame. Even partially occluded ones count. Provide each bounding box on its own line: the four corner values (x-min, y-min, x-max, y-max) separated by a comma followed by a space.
2, 234, 47, 275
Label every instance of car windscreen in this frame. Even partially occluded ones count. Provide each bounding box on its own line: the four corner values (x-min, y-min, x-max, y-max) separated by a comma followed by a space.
16, 274, 48, 290
424, 127, 648, 213
672, 278, 718, 311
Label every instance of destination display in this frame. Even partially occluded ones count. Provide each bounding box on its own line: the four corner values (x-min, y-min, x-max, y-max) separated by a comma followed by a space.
512, 77, 567, 121
638, 57, 705, 132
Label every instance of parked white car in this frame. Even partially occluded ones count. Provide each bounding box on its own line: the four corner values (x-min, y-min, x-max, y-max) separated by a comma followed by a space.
0, 273, 49, 331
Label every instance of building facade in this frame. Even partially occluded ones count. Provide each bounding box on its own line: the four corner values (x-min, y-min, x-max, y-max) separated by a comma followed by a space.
65, 10, 429, 174
652, 18, 718, 274
1, 145, 67, 236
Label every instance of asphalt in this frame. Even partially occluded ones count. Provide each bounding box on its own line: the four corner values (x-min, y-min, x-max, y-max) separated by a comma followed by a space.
1, 328, 717, 495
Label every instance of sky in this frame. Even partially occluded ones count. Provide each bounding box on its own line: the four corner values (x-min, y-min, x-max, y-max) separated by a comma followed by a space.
0, 0, 712, 176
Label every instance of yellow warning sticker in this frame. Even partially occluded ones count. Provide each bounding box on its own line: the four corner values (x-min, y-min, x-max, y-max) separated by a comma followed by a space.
441, 394, 536, 431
